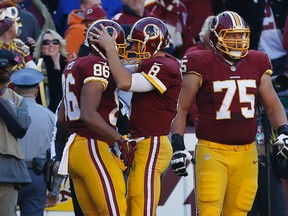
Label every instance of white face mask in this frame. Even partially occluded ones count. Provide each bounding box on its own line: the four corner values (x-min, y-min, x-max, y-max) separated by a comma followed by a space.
0, 6, 21, 36
0, 6, 18, 20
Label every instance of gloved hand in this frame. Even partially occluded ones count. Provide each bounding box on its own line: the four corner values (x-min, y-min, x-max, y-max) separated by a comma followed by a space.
170, 134, 193, 177
171, 150, 193, 176
273, 125, 288, 159
117, 137, 135, 167
274, 134, 288, 159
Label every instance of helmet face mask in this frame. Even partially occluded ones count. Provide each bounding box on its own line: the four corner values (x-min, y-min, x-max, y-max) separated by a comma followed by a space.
125, 17, 170, 65
86, 19, 127, 60
209, 11, 250, 60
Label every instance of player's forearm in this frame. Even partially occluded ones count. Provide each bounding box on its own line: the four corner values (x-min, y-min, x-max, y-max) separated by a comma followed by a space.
81, 111, 122, 144
57, 101, 70, 131
267, 103, 288, 132
171, 111, 188, 136
105, 47, 132, 91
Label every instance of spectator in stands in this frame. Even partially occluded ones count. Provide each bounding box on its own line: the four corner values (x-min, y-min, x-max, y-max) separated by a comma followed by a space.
14, 1, 41, 51
0, 2, 37, 70
54, 0, 101, 37
33, 29, 67, 113
181, 0, 214, 48
112, 0, 152, 25
102, 0, 122, 19
41, 0, 59, 16
16, 0, 56, 33
145, 0, 188, 58
226, 0, 288, 76
65, 3, 106, 61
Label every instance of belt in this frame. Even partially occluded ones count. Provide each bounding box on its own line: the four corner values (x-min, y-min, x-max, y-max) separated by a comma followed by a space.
199, 139, 255, 152
127, 135, 151, 143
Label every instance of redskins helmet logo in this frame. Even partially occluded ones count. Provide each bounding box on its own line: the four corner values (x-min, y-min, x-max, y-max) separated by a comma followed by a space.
105, 26, 118, 39
143, 24, 160, 40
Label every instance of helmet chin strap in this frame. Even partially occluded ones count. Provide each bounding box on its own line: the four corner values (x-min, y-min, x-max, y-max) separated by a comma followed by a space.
152, 40, 163, 56
92, 44, 107, 60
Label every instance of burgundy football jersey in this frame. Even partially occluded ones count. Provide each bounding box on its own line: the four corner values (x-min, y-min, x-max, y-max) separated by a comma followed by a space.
62, 56, 118, 142
129, 53, 183, 137
145, 1, 189, 55
112, 9, 153, 25
184, 41, 207, 54
181, 50, 272, 144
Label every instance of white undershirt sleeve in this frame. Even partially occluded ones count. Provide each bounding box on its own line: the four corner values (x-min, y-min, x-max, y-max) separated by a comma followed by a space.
128, 73, 155, 92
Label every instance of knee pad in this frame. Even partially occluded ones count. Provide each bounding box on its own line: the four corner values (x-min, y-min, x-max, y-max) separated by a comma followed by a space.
197, 173, 223, 202
235, 179, 257, 211
196, 173, 224, 216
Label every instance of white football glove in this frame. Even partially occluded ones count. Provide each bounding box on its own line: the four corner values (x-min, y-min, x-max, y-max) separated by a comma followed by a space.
273, 134, 288, 159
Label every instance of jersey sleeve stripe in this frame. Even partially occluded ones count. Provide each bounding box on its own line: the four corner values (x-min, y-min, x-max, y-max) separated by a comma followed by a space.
265, 69, 273, 76
141, 72, 167, 94
84, 77, 108, 91
186, 71, 203, 87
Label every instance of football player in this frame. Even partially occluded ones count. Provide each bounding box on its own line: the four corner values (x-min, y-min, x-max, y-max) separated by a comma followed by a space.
170, 11, 288, 216
93, 17, 183, 216
57, 19, 134, 215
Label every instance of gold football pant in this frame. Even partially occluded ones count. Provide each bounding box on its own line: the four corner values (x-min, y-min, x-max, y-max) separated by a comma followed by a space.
68, 134, 127, 216
195, 139, 258, 216
127, 135, 173, 216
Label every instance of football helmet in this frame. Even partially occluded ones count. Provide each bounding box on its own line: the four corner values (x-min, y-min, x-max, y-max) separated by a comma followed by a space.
86, 19, 127, 59
125, 17, 170, 64
209, 11, 250, 60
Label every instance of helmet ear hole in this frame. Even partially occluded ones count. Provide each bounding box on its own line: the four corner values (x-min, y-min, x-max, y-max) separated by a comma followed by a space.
210, 17, 217, 31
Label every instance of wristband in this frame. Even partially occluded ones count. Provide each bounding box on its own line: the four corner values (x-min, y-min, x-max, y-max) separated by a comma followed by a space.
171, 134, 185, 152
277, 124, 288, 135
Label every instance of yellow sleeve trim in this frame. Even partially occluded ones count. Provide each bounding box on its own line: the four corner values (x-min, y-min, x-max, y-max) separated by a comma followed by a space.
141, 72, 167, 94
186, 71, 203, 87
84, 77, 108, 91
265, 69, 273, 76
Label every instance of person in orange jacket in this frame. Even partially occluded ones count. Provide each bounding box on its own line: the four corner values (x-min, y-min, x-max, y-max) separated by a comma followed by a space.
64, 0, 101, 61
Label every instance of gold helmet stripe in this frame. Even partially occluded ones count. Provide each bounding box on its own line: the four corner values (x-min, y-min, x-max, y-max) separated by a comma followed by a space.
228, 11, 244, 28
